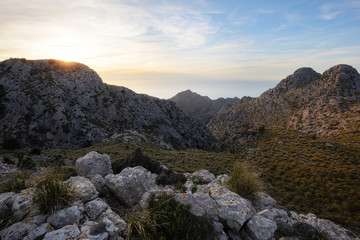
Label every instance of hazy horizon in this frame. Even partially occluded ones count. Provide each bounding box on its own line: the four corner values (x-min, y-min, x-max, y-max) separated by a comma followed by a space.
1, 0, 360, 99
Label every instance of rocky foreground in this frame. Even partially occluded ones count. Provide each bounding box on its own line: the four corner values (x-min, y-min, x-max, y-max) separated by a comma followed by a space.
1, 151, 358, 240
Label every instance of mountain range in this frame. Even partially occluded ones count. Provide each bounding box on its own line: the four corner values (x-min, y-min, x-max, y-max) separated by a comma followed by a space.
0, 58, 212, 149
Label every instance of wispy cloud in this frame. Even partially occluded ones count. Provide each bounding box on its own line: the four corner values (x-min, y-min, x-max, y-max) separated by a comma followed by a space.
258, 8, 274, 14
319, 4, 342, 20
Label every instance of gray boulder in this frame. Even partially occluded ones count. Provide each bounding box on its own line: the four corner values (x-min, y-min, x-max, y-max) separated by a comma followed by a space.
85, 198, 109, 221
209, 183, 255, 233
12, 188, 36, 219
65, 176, 99, 202
47, 206, 83, 229
99, 208, 128, 238
0, 192, 15, 218
91, 174, 106, 193
242, 215, 277, 240
254, 192, 276, 211
0, 221, 37, 240
42, 224, 81, 240
105, 166, 156, 207
80, 221, 109, 240
191, 169, 215, 183
23, 223, 54, 240
76, 151, 113, 177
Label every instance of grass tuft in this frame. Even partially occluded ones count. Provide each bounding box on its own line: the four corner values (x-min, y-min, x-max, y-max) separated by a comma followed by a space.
33, 171, 74, 214
127, 193, 214, 240
227, 162, 264, 202
0, 172, 29, 193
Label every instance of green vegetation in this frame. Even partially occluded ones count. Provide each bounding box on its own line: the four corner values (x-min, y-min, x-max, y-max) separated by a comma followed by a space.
33, 171, 74, 214
127, 193, 214, 240
0, 172, 29, 193
227, 162, 264, 202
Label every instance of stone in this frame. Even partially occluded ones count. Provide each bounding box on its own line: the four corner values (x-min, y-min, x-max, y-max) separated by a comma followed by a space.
0, 192, 15, 218
12, 188, 36, 220
242, 215, 277, 240
91, 174, 106, 193
99, 208, 128, 238
65, 176, 99, 202
23, 223, 54, 240
105, 166, 157, 207
0, 221, 37, 240
208, 183, 255, 233
191, 169, 215, 183
216, 174, 230, 185
76, 151, 113, 177
85, 198, 109, 221
316, 218, 359, 240
254, 192, 276, 211
257, 208, 289, 222
80, 221, 109, 240
42, 224, 81, 240
47, 206, 83, 229
139, 186, 174, 209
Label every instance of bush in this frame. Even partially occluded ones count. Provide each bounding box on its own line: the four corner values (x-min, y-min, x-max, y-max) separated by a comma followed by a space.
33, 172, 74, 214
227, 162, 264, 202
127, 193, 214, 240
0, 173, 29, 193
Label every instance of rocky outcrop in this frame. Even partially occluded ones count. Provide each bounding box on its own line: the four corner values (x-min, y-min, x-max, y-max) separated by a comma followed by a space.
170, 89, 239, 124
0, 58, 213, 150
209, 64, 360, 144
0, 151, 358, 240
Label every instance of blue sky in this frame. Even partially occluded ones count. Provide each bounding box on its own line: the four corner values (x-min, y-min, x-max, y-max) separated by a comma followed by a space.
0, 0, 360, 99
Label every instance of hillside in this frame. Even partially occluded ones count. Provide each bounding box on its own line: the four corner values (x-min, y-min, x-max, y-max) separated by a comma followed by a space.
208, 64, 360, 144
170, 89, 239, 124
0, 58, 213, 150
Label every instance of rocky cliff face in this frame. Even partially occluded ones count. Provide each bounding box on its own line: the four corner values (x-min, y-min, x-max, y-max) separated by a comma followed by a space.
170, 89, 239, 124
208, 64, 360, 143
0, 58, 213, 149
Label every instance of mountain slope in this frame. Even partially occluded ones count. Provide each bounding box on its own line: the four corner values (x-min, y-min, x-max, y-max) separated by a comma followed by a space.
169, 89, 239, 124
0, 58, 213, 149
208, 64, 360, 144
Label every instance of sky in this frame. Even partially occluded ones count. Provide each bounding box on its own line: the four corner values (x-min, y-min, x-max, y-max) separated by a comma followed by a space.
1, 0, 360, 99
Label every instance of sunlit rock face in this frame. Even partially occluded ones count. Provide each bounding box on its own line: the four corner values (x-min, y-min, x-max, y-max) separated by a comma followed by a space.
0, 58, 213, 149
208, 64, 360, 144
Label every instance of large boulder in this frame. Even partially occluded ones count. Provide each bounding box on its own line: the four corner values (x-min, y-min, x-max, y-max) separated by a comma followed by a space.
23, 223, 54, 240
65, 176, 99, 202
105, 166, 157, 207
0, 221, 37, 240
241, 215, 277, 240
75, 151, 113, 177
42, 224, 81, 240
47, 206, 83, 229
85, 198, 109, 221
12, 188, 36, 219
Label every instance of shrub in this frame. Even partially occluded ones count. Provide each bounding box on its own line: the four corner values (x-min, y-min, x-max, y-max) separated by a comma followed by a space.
227, 162, 264, 202
33, 172, 74, 214
0, 172, 29, 193
127, 193, 214, 240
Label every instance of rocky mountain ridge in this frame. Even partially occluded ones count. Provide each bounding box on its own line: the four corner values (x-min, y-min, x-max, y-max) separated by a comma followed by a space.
0, 58, 213, 149
0, 151, 358, 240
208, 64, 360, 144
169, 89, 239, 124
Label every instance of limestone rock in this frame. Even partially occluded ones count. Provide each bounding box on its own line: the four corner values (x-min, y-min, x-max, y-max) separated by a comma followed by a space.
23, 223, 54, 240
105, 166, 157, 207
76, 151, 112, 178
0, 192, 15, 218
99, 208, 127, 237
65, 176, 99, 202
0, 221, 37, 240
85, 198, 109, 221
42, 224, 81, 240
191, 169, 215, 183
242, 215, 277, 240
12, 188, 36, 220
254, 192, 276, 211
80, 221, 109, 240
47, 206, 83, 229
91, 174, 106, 193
